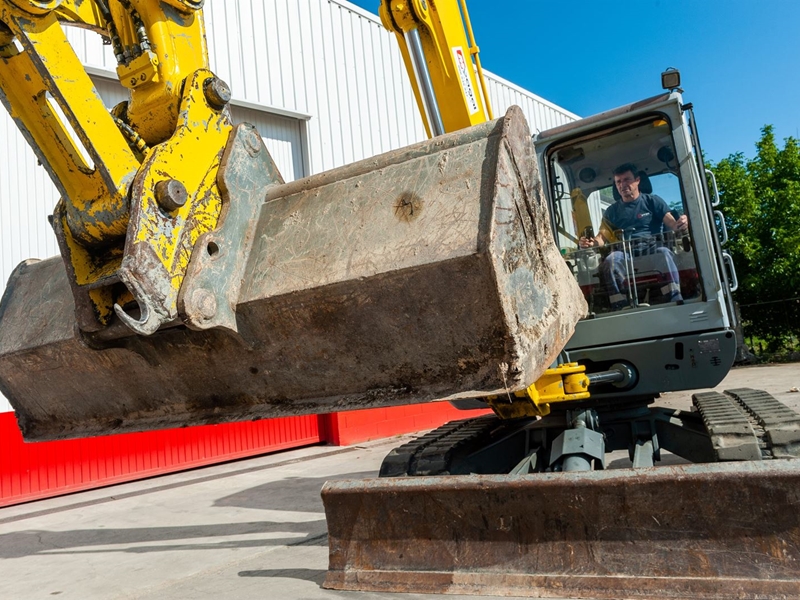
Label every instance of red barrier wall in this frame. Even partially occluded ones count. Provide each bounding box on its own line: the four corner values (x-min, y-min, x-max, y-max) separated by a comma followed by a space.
0, 401, 490, 508
0, 412, 321, 508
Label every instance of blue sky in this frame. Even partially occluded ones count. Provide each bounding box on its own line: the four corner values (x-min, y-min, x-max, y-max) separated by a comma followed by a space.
346, 0, 800, 163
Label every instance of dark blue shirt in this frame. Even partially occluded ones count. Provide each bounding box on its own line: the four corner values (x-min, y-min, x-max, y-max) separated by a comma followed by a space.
603, 193, 670, 240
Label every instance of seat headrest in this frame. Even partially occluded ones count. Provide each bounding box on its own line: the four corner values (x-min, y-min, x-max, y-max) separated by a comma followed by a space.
612, 170, 653, 201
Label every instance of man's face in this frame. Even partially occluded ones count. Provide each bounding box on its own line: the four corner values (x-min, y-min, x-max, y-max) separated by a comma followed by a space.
614, 171, 640, 202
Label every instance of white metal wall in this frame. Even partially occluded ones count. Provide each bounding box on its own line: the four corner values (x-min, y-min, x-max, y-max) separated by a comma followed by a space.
203, 0, 578, 173
0, 0, 577, 413
484, 71, 579, 135
90, 77, 307, 181
204, 0, 425, 173
231, 105, 306, 181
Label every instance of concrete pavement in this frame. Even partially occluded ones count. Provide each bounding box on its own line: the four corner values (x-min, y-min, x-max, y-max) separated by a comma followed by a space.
1, 363, 799, 599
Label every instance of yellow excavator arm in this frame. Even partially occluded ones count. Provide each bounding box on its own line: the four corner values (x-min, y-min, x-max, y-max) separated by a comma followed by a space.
379, 0, 492, 137
0, 0, 231, 335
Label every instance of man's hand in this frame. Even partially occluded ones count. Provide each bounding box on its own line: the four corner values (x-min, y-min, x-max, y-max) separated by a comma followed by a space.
664, 212, 689, 233
579, 236, 596, 248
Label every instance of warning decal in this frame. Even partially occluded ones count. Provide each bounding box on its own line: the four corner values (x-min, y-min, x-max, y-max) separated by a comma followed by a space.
452, 46, 480, 116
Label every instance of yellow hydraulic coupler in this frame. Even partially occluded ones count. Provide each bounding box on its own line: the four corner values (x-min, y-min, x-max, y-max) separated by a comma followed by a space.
487, 363, 591, 419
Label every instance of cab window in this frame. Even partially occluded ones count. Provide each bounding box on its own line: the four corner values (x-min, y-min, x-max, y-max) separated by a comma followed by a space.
549, 117, 700, 316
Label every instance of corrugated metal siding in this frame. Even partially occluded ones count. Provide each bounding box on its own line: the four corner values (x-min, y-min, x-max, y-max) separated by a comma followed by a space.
230, 105, 306, 181
0, 103, 61, 415
321, 403, 491, 446
202, 0, 579, 173
204, 0, 427, 174
60, 1, 398, 174
0, 110, 61, 282
484, 71, 579, 134
91, 76, 129, 106
30, 0, 579, 178
0, 401, 497, 507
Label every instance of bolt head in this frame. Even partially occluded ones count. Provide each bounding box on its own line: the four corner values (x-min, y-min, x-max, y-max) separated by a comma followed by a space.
190, 288, 217, 321
243, 126, 262, 156
155, 179, 188, 212
204, 77, 231, 110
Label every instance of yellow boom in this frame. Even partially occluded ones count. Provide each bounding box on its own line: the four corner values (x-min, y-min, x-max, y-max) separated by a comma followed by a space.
379, 0, 493, 137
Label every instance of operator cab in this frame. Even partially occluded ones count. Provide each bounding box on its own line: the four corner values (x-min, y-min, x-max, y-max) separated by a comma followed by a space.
535, 90, 738, 400
549, 116, 699, 315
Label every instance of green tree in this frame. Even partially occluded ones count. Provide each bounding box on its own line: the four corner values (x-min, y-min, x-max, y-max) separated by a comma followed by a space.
711, 126, 800, 351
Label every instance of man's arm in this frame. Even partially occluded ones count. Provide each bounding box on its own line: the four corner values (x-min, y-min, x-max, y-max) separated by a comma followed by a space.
663, 212, 688, 232
652, 194, 688, 232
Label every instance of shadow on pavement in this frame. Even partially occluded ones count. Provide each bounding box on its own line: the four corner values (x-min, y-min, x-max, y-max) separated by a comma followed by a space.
0, 519, 326, 559
214, 471, 375, 512
0, 472, 383, 559
238, 568, 326, 584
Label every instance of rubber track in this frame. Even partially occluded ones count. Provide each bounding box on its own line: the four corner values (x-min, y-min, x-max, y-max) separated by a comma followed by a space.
382, 390, 800, 475
725, 388, 800, 458
693, 388, 800, 461
692, 391, 765, 461
379, 414, 501, 477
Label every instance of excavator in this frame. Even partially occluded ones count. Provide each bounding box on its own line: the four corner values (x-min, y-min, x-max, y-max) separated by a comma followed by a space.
0, 0, 798, 598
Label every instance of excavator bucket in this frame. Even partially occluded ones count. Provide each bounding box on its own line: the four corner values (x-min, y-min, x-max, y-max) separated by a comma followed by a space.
322, 461, 800, 599
0, 107, 586, 441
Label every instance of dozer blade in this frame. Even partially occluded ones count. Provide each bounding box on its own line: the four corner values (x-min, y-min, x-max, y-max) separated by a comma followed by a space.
0, 106, 586, 441
322, 461, 800, 599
